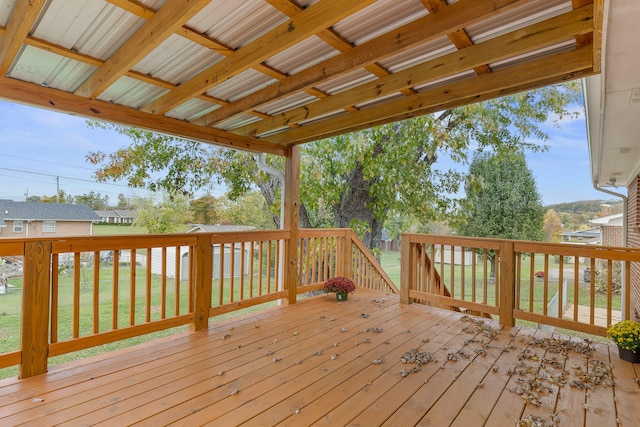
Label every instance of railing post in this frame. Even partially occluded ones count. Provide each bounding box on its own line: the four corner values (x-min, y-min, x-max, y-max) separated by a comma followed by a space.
342, 230, 353, 280
400, 233, 412, 304
20, 240, 52, 378
191, 235, 212, 332
499, 241, 515, 327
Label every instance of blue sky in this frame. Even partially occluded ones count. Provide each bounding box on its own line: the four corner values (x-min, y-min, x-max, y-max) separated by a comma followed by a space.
0, 99, 606, 206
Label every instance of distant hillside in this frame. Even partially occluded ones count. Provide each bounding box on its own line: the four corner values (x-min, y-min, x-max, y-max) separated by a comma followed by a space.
544, 199, 623, 231
545, 199, 622, 215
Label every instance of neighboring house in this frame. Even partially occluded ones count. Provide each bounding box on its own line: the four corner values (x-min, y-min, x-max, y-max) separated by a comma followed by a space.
0, 200, 100, 238
561, 228, 600, 245
589, 213, 623, 247
95, 209, 137, 224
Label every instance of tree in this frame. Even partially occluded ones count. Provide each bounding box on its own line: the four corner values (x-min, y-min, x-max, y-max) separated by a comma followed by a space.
457, 151, 544, 274
116, 193, 133, 209
543, 209, 563, 242
132, 193, 192, 234
190, 195, 220, 225
38, 190, 69, 203
217, 191, 275, 229
74, 191, 109, 210
86, 83, 580, 250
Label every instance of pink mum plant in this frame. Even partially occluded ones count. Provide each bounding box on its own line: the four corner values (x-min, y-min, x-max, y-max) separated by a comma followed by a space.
323, 276, 356, 294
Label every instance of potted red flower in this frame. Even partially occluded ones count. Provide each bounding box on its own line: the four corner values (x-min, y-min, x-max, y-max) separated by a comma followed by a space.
323, 276, 356, 301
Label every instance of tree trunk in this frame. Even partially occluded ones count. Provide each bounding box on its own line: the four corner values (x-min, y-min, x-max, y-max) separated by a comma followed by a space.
333, 160, 382, 251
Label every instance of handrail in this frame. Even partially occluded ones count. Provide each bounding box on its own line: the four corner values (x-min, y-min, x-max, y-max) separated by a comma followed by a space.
401, 233, 637, 336
348, 230, 399, 294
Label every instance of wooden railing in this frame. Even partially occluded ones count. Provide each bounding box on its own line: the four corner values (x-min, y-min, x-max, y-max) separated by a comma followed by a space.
0, 228, 394, 378
298, 229, 398, 295
402, 233, 637, 336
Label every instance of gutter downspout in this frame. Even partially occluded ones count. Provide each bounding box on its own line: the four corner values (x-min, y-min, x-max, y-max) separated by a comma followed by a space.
256, 154, 285, 295
593, 182, 628, 320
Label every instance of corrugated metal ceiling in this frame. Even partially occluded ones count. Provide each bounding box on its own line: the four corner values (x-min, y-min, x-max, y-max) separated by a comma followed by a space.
0, 0, 601, 155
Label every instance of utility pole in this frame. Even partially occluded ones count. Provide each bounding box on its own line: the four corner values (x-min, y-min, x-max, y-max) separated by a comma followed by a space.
56, 176, 60, 203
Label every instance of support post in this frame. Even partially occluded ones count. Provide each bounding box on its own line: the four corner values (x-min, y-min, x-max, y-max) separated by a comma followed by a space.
20, 240, 51, 378
283, 146, 301, 304
191, 234, 212, 331
400, 233, 412, 304
499, 241, 516, 327
341, 230, 353, 280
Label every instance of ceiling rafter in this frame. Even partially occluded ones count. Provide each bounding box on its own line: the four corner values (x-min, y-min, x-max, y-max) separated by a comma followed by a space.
253, 0, 415, 128
74, 0, 211, 98
262, 46, 594, 145
232, 4, 594, 138
421, 0, 492, 75
194, 0, 524, 128
0, 0, 46, 75
140, 0, 377, 115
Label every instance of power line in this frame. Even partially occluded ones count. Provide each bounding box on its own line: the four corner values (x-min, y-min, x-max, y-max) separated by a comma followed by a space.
0, 167, 131, 188
0, 152, 95, 171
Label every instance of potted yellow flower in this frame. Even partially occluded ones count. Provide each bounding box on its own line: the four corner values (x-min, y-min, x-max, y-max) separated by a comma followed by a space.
607, 320, 640, 363
323, 276, 356, 301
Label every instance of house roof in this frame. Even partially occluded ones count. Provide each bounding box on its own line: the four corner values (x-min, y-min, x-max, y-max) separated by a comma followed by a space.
0, 200, 101, 222
589, 212, 623, 226
585, 0, 640, 188
0, 0, 601, 156
187, 224, 256, 233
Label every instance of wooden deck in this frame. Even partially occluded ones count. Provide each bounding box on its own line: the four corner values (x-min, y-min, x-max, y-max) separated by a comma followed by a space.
1, 288, 638, 426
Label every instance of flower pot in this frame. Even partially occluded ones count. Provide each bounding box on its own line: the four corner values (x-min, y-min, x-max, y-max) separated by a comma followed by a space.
617, 345, 640, 363
336, 292, 348, 301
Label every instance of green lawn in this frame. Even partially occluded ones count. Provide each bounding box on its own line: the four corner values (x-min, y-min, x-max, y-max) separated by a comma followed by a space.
92, 224, 191, 235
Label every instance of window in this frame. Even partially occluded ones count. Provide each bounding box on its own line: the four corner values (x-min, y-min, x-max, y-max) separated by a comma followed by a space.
13, 221, 23, 232
43, 221, 56, 233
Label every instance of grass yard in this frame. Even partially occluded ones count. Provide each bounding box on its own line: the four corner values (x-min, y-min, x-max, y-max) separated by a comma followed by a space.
92, 224, 191, 235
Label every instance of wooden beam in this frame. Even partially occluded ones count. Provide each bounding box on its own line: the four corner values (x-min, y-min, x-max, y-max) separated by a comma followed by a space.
193, 0, 524, 127
592, 0, 604, 73
191, 234, 212, 331
20, 241, 52, 378
0, 76, 287, 156
141, 0, 377, 115
499, 241, 516, 327
263, 46, 594, 145
283, 146, 301, 305
422, 0, 492, 75
0, 0, 46, 75
400, 234, 412, 304
75, 0, 211, 98
233, 5, 594, 137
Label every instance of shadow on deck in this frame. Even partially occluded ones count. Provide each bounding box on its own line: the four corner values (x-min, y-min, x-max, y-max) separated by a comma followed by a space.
1, 288, 638, 426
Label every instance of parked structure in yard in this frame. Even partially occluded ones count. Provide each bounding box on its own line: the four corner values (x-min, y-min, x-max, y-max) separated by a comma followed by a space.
0, 200, 100, 238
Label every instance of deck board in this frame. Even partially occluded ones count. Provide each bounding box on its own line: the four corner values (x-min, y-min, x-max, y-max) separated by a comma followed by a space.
0, 289, 636, 427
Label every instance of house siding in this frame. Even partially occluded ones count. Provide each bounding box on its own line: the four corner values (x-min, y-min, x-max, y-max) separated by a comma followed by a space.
627, 176, 640, 320
0, 220, 93, 238
601, 225, 623, 247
